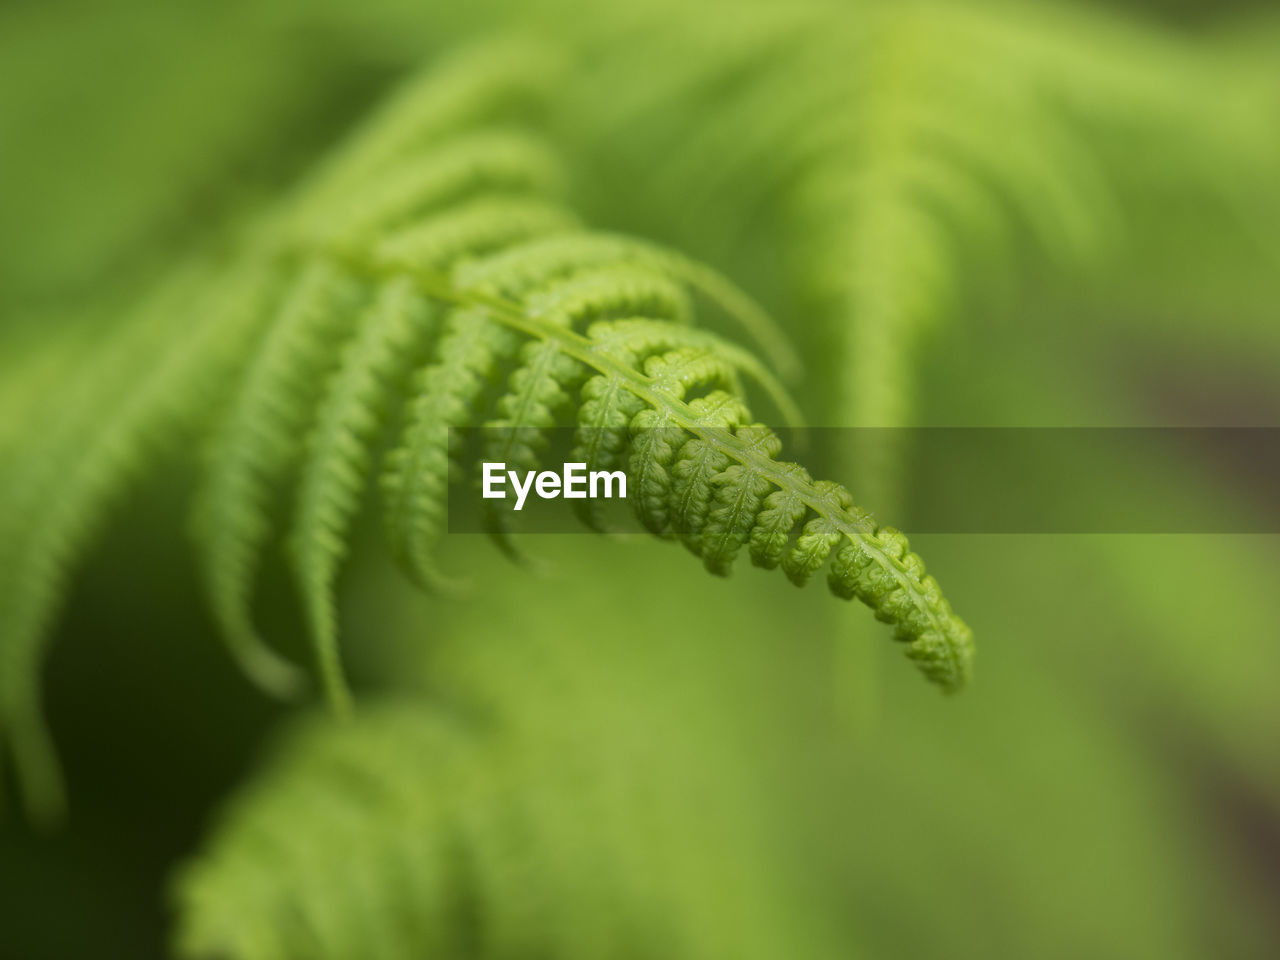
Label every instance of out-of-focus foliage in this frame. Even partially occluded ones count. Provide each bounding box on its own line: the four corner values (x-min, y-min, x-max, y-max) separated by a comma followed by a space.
1, 0, 1278, 958
175, 684, 820, 960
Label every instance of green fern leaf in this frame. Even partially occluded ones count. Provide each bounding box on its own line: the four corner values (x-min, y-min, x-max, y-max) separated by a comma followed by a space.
194, 258, 363, 698
289, 277, 435, 714
0, 44, 974, 820
380, 305, 518, 585
174, 697, 817, 960
0, 258, 281, 822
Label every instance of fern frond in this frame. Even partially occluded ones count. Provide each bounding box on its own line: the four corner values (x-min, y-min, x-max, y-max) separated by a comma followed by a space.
381, 262, 975, 688
0, 43, 973, 816
218, 131, 577, 703
380, 304, 520, 586
580, 0, 1280, 490
0, 257, 281, 822
194, 258, 364, 698
274, 84, 975, 691
289, 278, 435, 715
174, 698, 814, 960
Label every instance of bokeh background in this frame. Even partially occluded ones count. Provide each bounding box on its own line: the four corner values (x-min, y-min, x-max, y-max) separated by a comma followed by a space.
1, 0, 1278, 957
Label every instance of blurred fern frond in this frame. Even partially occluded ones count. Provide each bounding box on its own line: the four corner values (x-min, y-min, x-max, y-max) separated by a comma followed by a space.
565, 0, 1280, 439
175, 697, 822, 960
